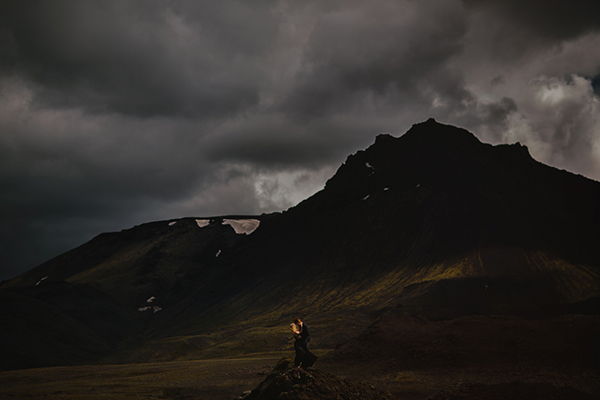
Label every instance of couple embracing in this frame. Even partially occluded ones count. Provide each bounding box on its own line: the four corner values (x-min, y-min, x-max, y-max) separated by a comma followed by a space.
290, 318, 318, 368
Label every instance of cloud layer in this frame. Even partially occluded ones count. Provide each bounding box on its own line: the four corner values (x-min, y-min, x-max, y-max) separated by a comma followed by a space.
1, 0, 599, 279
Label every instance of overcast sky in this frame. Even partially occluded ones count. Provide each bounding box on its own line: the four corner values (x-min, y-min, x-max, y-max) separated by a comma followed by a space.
1, 0, 600, 280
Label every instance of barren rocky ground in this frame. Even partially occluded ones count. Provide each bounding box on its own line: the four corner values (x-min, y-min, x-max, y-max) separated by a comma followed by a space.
0, 355, 283, 400
1, 311, 597, 400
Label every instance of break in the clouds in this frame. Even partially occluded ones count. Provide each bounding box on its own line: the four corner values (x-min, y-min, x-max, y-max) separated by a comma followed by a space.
1, 0, 599, 280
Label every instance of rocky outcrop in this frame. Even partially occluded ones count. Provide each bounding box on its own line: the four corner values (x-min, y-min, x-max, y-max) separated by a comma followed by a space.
239, 358, 396, 400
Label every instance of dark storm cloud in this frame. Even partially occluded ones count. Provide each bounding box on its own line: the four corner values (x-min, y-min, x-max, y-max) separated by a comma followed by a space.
464, 0, 600, 40
592, 75, 600, 96
282, 1, 469, 117
201, 113, 390, 170
0, 0, 276, 117
276, 0, 523, 146
459, 0, 600, 73
1, 0, 599, 280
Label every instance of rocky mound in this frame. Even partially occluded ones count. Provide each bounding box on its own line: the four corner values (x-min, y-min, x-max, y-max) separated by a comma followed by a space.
238, 358, 396, 400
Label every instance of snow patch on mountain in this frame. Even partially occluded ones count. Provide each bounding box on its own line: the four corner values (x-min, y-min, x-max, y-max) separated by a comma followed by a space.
35, 276, 49, 286
222, 219, 260, 235
366, 162, 375, 176
168, 221, 177, 226
138, 306, 162, 313
196, 219, 210, 228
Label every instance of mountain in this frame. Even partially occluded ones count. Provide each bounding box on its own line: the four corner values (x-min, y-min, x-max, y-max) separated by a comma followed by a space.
1, 118, 599, 371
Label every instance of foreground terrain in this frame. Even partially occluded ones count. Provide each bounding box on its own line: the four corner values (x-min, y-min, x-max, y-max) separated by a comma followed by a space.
1, 312, 597, 400
0, 356, 280, 400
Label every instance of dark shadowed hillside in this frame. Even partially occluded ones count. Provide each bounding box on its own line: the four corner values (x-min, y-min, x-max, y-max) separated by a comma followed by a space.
1, 119, 599, 372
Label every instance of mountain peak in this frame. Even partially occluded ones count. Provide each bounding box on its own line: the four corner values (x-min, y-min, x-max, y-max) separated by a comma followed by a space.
399, 118, 482, 148
324, 119, 512, 194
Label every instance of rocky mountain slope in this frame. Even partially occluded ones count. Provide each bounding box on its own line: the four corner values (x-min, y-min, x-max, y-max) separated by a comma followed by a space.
1, 118, 599, 371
